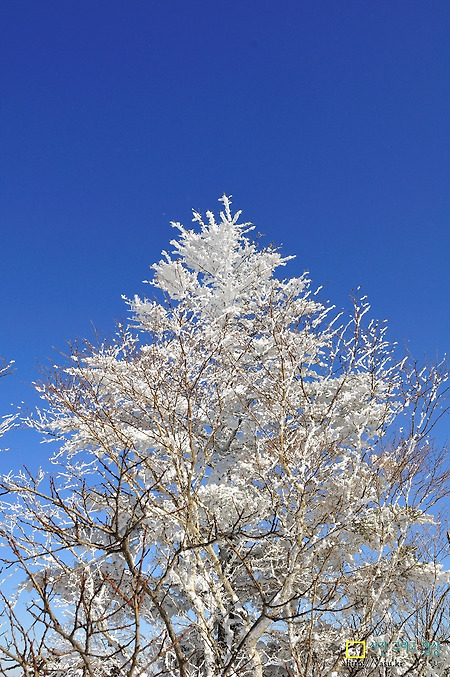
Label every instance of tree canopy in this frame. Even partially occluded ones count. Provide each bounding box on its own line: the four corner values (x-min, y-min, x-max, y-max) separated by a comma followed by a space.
0, 196, 448, 676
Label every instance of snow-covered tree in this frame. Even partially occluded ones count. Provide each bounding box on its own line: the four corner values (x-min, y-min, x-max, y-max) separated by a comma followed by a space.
0, 196, 448, 676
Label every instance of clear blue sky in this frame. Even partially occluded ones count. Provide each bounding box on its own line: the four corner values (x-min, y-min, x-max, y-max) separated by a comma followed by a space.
1, 1, 449, 469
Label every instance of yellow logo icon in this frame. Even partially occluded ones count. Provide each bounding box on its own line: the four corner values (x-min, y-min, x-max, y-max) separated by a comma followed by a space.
346, 641, 366, 658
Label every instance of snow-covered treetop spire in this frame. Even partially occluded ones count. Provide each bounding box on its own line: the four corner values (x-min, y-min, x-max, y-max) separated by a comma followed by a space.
149, 194, 296, 318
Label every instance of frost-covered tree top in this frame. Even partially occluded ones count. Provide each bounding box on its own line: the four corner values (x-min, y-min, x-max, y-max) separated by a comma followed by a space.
149, 195, 297, 314
0, 197, 448, 677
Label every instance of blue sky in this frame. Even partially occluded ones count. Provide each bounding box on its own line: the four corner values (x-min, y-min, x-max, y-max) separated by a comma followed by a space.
1, 1, 449, 469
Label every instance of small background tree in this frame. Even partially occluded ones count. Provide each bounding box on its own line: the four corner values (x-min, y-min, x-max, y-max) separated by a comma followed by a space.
0, 196, 448, 676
